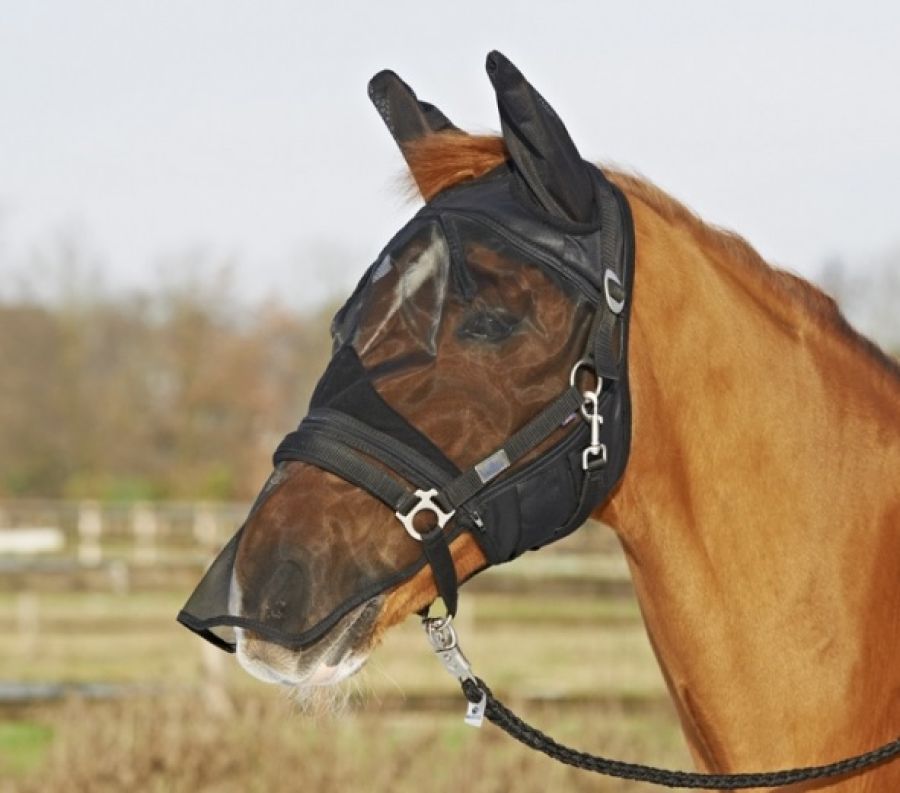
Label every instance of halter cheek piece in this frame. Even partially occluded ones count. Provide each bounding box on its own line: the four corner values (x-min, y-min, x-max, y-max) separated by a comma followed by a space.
272, 166, 635, 622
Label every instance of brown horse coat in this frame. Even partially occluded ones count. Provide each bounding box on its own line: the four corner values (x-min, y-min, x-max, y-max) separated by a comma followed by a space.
374, 133, 900, 790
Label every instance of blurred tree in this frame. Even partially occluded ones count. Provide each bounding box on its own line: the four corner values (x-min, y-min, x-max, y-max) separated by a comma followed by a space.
2, 232, 894, 501
0, 242, 334, 501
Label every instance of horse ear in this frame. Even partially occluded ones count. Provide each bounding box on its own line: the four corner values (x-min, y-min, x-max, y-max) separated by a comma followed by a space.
485, 50, 597, 226
368, 70, 459, 152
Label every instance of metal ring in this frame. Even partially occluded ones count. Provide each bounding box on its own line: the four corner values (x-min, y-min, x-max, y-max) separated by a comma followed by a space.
603, 268, 626, 315
570, 359, 604, 420
569, 358, 594, 389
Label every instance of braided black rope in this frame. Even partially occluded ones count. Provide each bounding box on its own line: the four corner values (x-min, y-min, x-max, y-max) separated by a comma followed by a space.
460, 678, 900, 789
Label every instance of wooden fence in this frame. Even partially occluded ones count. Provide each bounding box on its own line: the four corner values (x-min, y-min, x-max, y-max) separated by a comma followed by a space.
0, 499, 629, 594
0, 500, 246, 593
0, 499, 245, 562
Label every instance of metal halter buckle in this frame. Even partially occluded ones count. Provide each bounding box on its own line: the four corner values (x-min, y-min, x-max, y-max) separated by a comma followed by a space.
395, 488, 455, 541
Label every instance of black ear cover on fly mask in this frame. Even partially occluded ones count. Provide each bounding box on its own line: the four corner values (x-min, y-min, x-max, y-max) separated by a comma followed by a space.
486, 50, 598, 228
368, 70, 460, 151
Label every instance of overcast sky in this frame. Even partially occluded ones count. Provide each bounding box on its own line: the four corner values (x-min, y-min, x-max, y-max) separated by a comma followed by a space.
2, 1, 899, 309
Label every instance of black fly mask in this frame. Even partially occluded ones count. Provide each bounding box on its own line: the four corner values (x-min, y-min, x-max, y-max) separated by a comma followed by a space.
178, 51, 635, 652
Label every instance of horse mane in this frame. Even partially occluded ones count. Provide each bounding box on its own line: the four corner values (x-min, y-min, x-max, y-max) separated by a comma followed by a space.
404, 132, 900, 380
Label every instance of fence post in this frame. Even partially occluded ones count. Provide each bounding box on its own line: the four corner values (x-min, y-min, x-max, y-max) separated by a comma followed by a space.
201, 639, 235, 718
193, 502, 219, 552
132, 501, 158, 564
107, 558, 131, 594
16, 592, 40, 660
77, 500, 103, 565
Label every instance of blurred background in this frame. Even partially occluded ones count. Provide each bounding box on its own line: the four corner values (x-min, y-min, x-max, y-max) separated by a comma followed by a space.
1, 2, 898, 791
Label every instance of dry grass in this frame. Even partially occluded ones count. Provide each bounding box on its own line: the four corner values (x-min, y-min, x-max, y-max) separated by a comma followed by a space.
1, 690, 688, 793
0, 565, 691, 791
0, 592, 664, 699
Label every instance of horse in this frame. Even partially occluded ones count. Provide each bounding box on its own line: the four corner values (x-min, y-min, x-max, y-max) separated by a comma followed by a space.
179, 52, 900, 789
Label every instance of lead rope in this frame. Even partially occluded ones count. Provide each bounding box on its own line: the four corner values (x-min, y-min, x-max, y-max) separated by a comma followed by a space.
423, 616, 900, 790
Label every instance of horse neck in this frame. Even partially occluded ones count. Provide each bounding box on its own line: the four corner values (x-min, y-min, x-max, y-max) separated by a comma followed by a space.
600, 186, 900, 783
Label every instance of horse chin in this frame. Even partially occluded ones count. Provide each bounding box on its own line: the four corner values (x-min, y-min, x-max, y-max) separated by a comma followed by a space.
234, 597, 384, 695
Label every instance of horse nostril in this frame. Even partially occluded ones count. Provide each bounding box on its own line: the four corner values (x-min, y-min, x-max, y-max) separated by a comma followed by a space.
266, 598, 287, 620
257, 559, 310, 627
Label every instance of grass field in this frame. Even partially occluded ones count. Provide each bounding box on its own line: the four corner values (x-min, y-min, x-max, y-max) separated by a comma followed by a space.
0, 560, 692, 791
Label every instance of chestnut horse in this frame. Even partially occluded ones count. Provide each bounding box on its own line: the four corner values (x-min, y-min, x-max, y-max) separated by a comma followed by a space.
216, 63, 899, 789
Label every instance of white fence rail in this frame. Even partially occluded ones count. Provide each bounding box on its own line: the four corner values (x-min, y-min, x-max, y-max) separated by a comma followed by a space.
0, 499, 248, 567
0, 499, 626, 596
0, 500, 620, 565
0, 500, 628, 592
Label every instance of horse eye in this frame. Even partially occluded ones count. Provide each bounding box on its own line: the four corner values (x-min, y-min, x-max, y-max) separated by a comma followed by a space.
456, 309, 521, 343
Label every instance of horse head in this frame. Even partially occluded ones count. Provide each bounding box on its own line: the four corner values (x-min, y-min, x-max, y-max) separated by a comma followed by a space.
179, 51, 634, 692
